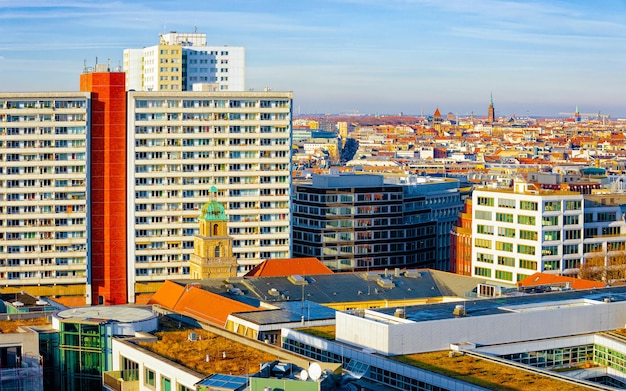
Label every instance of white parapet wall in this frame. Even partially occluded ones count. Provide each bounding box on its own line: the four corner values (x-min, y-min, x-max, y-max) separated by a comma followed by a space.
336, 297, 626, 355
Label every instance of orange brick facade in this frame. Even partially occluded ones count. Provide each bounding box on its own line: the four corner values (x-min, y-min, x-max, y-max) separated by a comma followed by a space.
451, 199, 473, 276
80, 72, 128, 305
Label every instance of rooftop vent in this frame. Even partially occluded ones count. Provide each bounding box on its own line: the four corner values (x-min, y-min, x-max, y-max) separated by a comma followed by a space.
452, 304, 466, 317
377, 278, 394, 289
288, 275, 308, 286
361, 272, 380, 281
404, 270, 422, 278
268, 288, 280, 297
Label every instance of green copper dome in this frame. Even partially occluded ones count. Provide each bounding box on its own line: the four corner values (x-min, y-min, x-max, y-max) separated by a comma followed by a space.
199, 186, 227, 221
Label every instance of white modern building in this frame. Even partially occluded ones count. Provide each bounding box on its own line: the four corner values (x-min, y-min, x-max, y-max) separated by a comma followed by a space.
471, 181, 585, 283
0, 94, 90, 295
124, 32, 245, 92
471, 181, 626, 284
126, 90, 293, 295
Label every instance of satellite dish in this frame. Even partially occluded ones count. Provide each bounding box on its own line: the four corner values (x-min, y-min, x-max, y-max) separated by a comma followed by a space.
309, 363, 322, 381
299, 369, 309, 381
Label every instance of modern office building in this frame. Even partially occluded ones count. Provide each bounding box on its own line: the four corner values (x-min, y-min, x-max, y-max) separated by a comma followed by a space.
0, 93, 91, 300
470, 181, 626, 284
123, 31, 245, 92
126, 90, 293, 301
291, 174, 464, 271
471, 181, 585, 283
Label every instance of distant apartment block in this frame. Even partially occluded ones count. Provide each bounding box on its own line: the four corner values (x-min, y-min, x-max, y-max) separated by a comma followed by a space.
126, 90, 293, 301
123, 31, 245, 92
291, 174, 465, 271
0, 93, 91, 298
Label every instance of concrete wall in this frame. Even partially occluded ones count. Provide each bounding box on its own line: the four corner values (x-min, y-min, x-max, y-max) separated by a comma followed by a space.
336, 299, 626, 355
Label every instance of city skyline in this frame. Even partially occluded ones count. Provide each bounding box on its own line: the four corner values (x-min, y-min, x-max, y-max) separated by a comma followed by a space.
0, 0, 625, 117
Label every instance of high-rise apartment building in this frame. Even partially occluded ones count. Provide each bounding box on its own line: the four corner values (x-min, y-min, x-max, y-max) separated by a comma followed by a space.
0, 93, 91, 300
123, 32, 245, 92
0, 71, 292, 304
126, 90, 292, 302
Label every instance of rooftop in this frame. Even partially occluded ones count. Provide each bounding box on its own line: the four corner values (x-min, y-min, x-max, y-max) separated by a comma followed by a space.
138, 328, 278, 376
372, 285, 626, 323
396, 351, 595, 391
55, 305, 156, 323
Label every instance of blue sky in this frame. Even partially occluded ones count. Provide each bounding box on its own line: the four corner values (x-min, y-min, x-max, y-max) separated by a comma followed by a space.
0, 0, 625, 117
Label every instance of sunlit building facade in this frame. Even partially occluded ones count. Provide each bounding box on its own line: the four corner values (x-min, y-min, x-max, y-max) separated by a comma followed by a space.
126, 90, 293, 301
0, 93, 90, 298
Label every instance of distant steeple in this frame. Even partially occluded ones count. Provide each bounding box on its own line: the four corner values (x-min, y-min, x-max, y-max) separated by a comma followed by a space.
487, 93, 495, 123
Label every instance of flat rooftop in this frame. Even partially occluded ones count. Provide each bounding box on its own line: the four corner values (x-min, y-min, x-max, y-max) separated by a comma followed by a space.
56, 305, 156, 323
138, 328, 279, 376
373, 286, 626, 323
396, 351, 596, 391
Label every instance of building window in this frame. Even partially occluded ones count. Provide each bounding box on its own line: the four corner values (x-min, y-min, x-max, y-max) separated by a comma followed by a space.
544, 230, 561, 241
476, 253, 494, 263
519, 259, 537, 270
495, 241, 513, 252
563, 244, 579, 255
498, 198, 515, 208
542, 245, 559, 256
475, 210, 492, 220
474, 238, 492, 249
565, 229, 581, 240
497, 256, 515, 267
475, 267, 491, 277
565, 200, 582, 210
145, 368, 156, 387
477, 224, 494, 235
519, 230, 537, 240
495, 270, 513, 281
520, 201, 538, 211
517, 215, 536, 225
476, 197, 494, 206
564, 215, 579, 225
498, 227, 516, 238
544, 201, 561, 211
517, 244, 535, 256
496, 213, 513, 223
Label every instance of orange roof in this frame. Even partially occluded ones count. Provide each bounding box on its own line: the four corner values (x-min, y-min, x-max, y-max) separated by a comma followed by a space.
433, 107, 441, 117
148, 280, 186, 309
172, 287, 259, 327
244, 257, 333, 277
148, 281, 259, 327
518, 272, 605, 290
53, 296, 89, 307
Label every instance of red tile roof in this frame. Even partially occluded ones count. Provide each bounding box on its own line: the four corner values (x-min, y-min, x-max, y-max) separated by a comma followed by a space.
148, 280, 186, 309
244, 257, 333, 277
148, 281, 259, 327
518, 272, 605, 290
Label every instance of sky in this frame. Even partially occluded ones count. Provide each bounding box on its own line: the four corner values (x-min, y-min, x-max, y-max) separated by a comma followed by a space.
0, 0, 625, 117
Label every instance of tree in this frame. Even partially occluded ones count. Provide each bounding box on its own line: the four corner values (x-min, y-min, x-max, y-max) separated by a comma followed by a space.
579, 250, 626, 283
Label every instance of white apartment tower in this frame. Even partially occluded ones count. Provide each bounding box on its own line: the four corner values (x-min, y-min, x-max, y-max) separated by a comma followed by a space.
471, 182, 584, 283
0, 93, 90, 296
126, 90, 292, 298
123, 32, 245, 92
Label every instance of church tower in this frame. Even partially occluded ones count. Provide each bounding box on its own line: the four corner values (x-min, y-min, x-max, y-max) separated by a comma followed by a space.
189, 187, 237, 279
487, 93, 495, 123
433, 107, 442, 133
